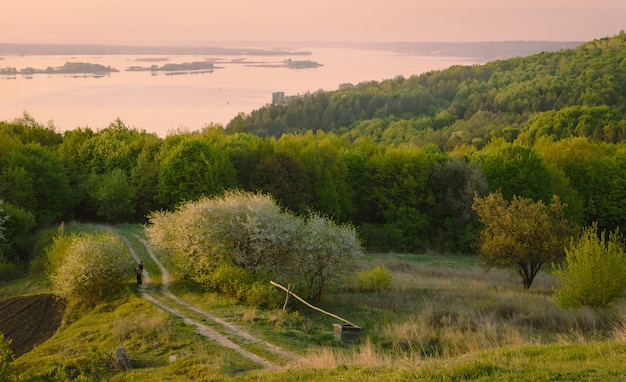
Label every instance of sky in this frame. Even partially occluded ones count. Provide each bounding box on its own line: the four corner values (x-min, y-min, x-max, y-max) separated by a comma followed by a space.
1, 0, 624, 45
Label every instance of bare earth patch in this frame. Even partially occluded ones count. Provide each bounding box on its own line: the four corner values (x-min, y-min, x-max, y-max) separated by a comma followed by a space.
0, 294, 65, 357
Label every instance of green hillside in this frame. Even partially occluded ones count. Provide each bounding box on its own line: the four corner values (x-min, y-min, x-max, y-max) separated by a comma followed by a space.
227, 31, 626, 148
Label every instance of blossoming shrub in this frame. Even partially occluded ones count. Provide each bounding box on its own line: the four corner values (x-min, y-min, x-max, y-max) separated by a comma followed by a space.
48, 231, 134, 305
291, 211, 362, 300
147, 190, 363, 301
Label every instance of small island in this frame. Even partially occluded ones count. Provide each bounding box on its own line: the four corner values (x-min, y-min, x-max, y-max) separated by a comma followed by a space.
0, 62, 118, 75
126, 61, 214, 73
284, 58, 323, 69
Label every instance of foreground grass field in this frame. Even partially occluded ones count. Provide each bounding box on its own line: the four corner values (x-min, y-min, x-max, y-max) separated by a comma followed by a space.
4, 223, 626, 380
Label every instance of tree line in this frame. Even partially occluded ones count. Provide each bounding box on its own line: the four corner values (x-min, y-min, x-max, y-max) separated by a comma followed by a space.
2, 113, 626, 267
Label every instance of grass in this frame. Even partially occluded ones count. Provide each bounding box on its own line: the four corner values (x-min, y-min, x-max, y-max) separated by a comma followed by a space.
5, 222, 626, 380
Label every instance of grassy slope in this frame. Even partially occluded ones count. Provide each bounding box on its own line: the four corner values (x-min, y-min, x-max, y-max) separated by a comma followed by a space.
5, 223, 626, 380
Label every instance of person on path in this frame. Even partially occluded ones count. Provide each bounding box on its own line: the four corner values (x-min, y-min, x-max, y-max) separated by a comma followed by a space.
136, 260, 144, 285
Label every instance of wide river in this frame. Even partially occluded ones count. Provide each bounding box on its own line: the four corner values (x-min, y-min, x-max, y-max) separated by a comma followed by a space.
0, 46, 477, 137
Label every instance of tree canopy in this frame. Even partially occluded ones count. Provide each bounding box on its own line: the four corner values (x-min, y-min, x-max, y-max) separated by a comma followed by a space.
472, 192, 577, 289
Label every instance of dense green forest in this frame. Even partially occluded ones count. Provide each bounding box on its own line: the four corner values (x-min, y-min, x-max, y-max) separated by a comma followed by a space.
1, 32, 626, 277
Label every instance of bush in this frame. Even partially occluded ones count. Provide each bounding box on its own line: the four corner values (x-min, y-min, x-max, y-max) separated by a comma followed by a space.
146, 190, 363, 301
29, 226, 58, 276
0, 333, 15, 382
554, 223, 626, 309
245, 281, 283, 309
354, 266, 393, 292
48, 230, 135, 305
147, 190, 300, 282
0, 262, 20, 283
0, 203, 36, 264
205, 263, 255, 299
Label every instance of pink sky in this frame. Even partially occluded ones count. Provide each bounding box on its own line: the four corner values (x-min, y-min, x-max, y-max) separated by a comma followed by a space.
1, 0, 624, 44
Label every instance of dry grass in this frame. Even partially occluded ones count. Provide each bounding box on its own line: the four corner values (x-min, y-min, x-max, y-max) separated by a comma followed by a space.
300, 338, 412, 369
111, 305, 174, 346
301, 256, 626, 368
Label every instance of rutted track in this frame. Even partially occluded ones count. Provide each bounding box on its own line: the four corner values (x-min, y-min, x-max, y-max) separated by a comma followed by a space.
115, 229, 300, 369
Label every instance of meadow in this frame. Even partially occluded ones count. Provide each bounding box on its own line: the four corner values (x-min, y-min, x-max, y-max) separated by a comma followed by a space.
4, 224, 626, 381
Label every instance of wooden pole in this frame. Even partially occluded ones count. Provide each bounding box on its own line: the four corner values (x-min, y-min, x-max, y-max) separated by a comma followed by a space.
270, 280, 357, 327
282, 283, 291, 311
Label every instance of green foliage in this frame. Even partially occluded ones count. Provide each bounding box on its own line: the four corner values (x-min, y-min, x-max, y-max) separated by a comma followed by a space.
362, 146, 435, 251
353, 265, 393, 292
0, 143, 72, 226
538, 137, 626, 231
244, 281, 283, 309
472, 139, 553, 203
48, 230, 135, 305
88, 168, 136, 222
428, 157, 488, 252
156, 136, 237, 207
129, 135, 164, 218
519, 105, 626, 144
0, 262, 20, 283
0, 333, 15, 382
254, 151, 313, 215
0, 203, 36, 264
205, 263, 255, 299
473, 191, 578, 289
44, 224, 71, 277
277, 132, 353, 222
0, 112, 62, 148
554, 223, 626, 309
0, 201, 7, 260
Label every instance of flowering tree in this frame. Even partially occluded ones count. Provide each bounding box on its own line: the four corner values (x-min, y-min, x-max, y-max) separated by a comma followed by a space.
48, 231, 134, 304
293, 211, 362, 300
147, 190, 363, 300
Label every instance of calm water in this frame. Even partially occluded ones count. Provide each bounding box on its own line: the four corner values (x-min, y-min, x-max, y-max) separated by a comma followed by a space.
0, 47, 476, 137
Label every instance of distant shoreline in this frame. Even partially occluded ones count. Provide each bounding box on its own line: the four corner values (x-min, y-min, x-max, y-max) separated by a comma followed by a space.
0, 41, 583, 61
0, 43, 313, 56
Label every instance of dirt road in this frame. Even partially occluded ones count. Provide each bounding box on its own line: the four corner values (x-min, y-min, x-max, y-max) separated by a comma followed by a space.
117, 231, 299, 369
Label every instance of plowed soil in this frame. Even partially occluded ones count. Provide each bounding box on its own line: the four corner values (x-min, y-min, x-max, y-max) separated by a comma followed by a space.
0, 294, 65, 357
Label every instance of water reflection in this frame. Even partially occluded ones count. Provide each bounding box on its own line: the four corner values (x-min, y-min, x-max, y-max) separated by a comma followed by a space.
0, 48, 476, 136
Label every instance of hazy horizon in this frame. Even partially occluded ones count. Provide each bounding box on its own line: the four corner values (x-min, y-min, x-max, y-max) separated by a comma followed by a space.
1, 1, 624, 46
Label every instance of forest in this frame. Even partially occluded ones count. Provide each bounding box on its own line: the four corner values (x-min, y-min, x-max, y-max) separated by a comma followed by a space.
1, 31, 626, 279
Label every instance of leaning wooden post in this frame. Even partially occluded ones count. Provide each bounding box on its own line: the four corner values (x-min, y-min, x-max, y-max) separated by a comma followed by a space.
270, 280, 356, 326
282, 283, 291, 311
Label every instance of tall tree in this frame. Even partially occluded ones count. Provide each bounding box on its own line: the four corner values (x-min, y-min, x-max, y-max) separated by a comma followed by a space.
428, 156, 489, 252
156, 137, 237, 208
254, 151, 313, 215
0, 144, 72, 226
472, 139, 553, 203
473, 191, 577, 289
89, 168, 136, 223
